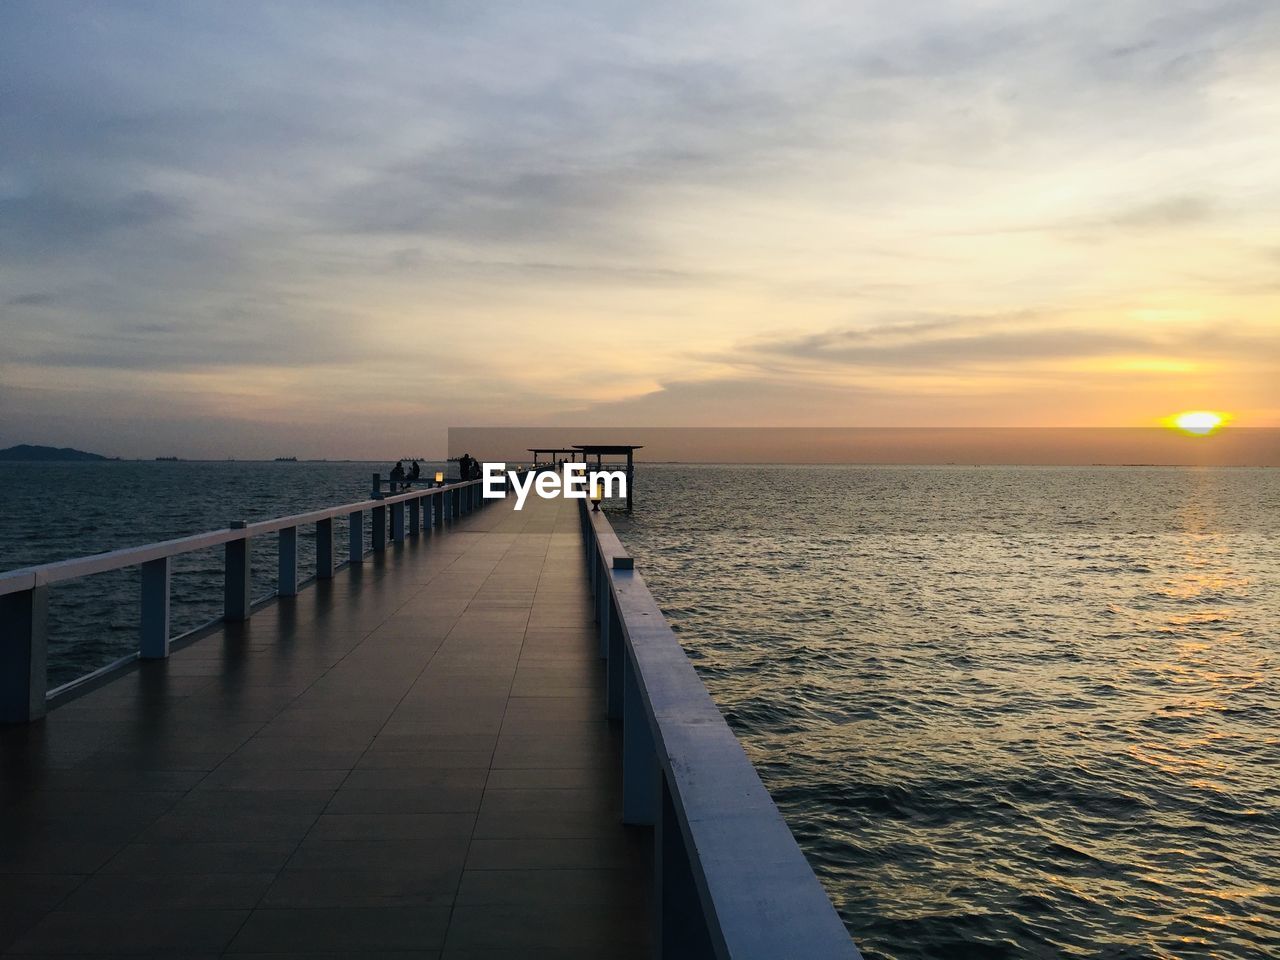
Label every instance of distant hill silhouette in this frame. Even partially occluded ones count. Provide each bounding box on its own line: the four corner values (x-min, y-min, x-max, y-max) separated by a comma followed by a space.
0, 444, 113, 462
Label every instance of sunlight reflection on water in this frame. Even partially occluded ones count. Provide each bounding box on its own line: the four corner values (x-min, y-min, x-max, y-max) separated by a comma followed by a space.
2, 460, 1275, 956
612, 464, 1279, 960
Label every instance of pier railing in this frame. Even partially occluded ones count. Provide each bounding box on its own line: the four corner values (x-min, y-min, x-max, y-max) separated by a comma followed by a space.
0, 477, 489, 723
580, 499, 863, 959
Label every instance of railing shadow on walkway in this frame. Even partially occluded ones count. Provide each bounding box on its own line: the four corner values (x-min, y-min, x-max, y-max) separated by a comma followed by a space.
1, 473, 862, 959
0, 476, 488, 722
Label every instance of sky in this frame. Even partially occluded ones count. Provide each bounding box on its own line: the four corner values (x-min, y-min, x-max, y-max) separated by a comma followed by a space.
2, 0, 1277, 459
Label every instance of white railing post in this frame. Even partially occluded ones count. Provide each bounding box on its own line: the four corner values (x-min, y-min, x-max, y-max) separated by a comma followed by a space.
622, 654, 659, 826
348, 510, 363, 563
432, 491, 443, 528
408, 497, 420, 537
224, 521, 251, 621
372, 504, 387, 552
597, 556, 610, 659
587, 533, 597, 589
316, 517, 334, 579
657, 772, 716, 957
139, 557, 171, 659
278, 526, 298, 597
606, 583, 624, 720
391, 501, 405, 541
0, 586, 48, 723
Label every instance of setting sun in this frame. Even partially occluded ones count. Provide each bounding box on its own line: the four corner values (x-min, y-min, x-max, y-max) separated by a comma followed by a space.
1171, 411, 1227, 436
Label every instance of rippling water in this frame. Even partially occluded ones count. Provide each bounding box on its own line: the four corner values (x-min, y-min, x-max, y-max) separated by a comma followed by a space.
2, 461, 1276, 956
611, 465, 1279, 960
0, 460, 437, 686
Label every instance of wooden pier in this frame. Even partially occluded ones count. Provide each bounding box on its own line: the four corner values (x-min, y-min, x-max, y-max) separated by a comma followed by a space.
1, 493, 649, 957
1, 476, 861, 959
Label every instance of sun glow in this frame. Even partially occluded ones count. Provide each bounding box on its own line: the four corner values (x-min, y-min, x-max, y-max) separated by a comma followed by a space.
1170, 411, 1227, 436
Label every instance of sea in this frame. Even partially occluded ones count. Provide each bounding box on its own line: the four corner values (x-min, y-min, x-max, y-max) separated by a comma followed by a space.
0, 460, 441, 689
2, 460, 1277, 958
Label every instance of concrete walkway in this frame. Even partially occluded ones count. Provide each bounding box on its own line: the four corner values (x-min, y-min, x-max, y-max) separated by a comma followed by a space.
0, 494, 650, 958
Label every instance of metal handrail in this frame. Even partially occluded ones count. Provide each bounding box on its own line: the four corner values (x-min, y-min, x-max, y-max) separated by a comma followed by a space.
0, 476, 492, 722
0, 478, 481, 596
579, 498, 862, 959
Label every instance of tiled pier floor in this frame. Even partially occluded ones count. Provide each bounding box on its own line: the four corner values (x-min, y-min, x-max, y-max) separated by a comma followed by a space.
0, 494, 650, 958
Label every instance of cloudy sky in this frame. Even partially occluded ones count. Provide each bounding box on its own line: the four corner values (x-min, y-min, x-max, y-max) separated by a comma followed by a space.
2, 0, 1277, 458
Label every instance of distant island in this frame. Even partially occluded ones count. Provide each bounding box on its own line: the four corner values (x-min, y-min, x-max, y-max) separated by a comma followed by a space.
0, 444, 115, 462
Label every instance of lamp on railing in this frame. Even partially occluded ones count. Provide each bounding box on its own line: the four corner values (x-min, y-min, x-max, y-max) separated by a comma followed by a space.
435, 471, 444, 487
591, 484, 603, 512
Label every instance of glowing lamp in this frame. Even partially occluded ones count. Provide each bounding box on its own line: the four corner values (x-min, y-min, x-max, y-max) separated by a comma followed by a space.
435, 471, 444, 485
591, 484, 603, 512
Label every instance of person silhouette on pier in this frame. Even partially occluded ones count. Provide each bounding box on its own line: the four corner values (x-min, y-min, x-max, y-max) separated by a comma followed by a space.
408, 460, 421, 483
456, 453, 476, 482
389, 460, 405, 491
